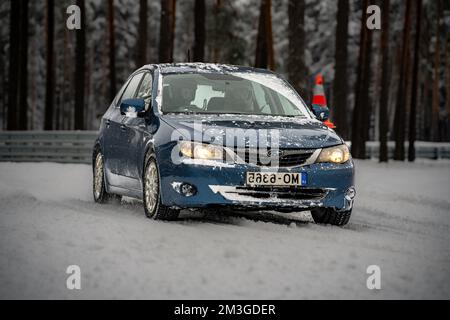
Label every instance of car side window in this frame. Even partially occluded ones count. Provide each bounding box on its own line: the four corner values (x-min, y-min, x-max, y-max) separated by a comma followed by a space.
135, 73, 153, 110
118, 73, 144, 106
113, 80, 130, 106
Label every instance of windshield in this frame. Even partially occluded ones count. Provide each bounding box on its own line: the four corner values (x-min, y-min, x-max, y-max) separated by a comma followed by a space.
161, 72, 311, 118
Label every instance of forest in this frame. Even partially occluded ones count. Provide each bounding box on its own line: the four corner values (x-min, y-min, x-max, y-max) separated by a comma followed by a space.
0, 0, 449, 161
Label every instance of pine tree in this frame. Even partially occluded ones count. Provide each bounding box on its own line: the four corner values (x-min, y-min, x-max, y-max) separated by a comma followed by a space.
332, 0, 349, 140
108, 0, 117, 101
431, 0, 441, 141
351, 0, 373, 159
74, 0, 86, 130
136, 0, 148, 67
7, 0, 29, 130
379, 0, 390, 162
193, 0, 205, 62
44, 0, 54, 130
8, 1, 18, 130
159, 0, 176, 63
18, 0, 28, 130
287, 0, 306, 98
445, 37, 450, 141
255, 0, 275, 70
393, 0, 412, 160
408, 0, 423, 161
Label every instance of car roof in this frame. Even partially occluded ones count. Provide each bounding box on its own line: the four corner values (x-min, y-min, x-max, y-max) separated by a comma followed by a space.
136, 63, 275, 75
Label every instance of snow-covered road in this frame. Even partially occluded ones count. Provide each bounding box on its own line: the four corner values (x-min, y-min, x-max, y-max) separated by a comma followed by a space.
0, 160, 449, 299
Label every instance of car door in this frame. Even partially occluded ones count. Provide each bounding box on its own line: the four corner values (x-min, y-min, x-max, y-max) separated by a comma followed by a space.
106, 72, 144, 190
103, 79, 130, 178
121, 71, 153, 187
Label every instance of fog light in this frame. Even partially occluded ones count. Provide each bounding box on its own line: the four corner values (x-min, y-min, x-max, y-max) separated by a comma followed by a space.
345, 187, 356, 200
180, 183, 197, 197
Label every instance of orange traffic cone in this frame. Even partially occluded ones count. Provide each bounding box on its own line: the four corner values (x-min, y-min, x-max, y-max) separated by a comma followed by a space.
311, 74, 336, 129
312, 74, 327, 106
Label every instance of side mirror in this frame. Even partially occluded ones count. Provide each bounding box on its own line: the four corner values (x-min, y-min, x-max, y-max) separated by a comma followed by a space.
311, 104, 329, 121
120, 98, 146, 118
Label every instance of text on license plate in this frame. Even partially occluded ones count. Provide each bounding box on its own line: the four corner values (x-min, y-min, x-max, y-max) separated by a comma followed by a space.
246, 172, 307, 186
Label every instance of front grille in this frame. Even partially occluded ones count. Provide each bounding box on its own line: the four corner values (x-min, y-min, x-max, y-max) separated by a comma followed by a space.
277, 152, 314, 167
233, 186, 327, 201
231, 148, 315, 167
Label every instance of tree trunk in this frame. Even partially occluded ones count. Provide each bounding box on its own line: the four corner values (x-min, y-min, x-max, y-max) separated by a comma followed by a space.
445, 35, 450, 141
136, 0, 148, 67
421, 4, 432, 141
351, 0, 373, 159
62, 20, 71, 130
255, 0, 275, 70
431, 0, 441, 141
212, 0, 223, 63
287, 0, 306, 99
18, 0, 28, 130
393, 0, 412, 160
360, 7, 373, 148
1, 41, 5, 129
44, 0, 54, 130
193, 0, 205, 62
159, 0, 176, 63
74, 0, 86, 130
408, 0, 423, 161
332, 0, 349, 139
378, 0, 390, 162
8, 0, 21, 130
108, 0, 117, 101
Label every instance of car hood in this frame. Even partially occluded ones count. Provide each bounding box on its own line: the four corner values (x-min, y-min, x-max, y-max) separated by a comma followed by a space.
161, 114, 343, 149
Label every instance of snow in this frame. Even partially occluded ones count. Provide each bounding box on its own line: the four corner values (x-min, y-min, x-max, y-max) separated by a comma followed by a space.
1, 160, 450, 299
181, 158, 236, 168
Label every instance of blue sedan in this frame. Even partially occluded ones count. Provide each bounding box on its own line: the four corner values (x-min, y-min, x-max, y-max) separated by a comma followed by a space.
93, 63, 355, 226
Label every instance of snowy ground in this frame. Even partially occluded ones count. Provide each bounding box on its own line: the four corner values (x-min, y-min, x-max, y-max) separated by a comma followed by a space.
0, 160, 449, 299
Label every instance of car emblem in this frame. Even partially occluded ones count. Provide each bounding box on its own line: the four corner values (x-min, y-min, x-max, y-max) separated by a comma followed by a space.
267, 149, 283, 158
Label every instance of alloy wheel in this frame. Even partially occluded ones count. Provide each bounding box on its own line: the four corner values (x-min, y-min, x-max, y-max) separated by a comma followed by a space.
145, 160, 159, 214
94, 153, 104, 200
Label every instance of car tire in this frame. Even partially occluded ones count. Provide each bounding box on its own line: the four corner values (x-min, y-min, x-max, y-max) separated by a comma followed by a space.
143, 155, 179, 220
311, 208, 352, 226
93, 148, 121, 204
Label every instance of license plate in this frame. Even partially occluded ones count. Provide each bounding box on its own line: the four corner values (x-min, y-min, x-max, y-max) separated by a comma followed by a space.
246, 172, 307, 186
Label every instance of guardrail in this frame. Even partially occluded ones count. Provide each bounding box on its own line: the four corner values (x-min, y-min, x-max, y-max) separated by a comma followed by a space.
0, 131, 449, 164
364, 141, 450, 160
0, 131, 97, 164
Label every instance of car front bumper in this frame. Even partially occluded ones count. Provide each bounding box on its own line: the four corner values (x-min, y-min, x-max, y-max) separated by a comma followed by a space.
159, 156, 356, 212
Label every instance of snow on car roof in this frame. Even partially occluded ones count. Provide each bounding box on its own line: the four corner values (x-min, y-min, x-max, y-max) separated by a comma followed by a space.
141, 63, 274, 75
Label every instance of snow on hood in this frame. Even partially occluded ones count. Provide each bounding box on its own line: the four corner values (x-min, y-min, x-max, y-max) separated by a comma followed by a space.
162, 114, 343, 149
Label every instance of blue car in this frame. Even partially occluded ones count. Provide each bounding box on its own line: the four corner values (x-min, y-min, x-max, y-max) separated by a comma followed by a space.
93, 63, 355, 226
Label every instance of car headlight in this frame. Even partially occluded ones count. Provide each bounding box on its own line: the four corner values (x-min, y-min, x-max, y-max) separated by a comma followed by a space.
179, 141, 223, 160
316, 144, 351, 164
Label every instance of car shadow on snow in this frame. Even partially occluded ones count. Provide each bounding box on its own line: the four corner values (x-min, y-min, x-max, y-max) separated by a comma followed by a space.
70, 197, 348, 229
180, 208, 312, 227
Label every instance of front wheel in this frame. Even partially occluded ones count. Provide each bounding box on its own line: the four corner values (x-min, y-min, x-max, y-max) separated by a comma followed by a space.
311, 208, 352, 226
143, 156, 179, 220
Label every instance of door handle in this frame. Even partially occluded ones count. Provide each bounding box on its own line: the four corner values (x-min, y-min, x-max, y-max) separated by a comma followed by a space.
120, 124, 127, 132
